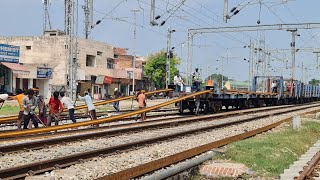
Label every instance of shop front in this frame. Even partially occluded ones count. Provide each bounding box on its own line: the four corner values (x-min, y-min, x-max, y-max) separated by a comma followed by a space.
14, 65, 52, 99
0, 62, 29, 94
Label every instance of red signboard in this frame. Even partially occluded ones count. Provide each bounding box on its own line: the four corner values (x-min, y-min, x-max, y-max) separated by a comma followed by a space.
104, 76, 112, 84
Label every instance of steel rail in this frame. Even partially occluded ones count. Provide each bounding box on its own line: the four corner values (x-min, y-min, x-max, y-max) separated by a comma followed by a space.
0, 104, 299, 143
98, 108, 320, 180
0, 90, 211, 139
0, 108, 178, 129
0, 111, 180, 135
0, 89, 173, 123
0, 104, 319, 179
0, 104, 304, 153
296, 152, 320, 180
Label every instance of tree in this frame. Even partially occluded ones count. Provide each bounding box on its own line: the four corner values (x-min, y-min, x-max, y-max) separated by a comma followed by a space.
144, 50, 181, 89
309, 78, 320, 85
207, 73, 229, 87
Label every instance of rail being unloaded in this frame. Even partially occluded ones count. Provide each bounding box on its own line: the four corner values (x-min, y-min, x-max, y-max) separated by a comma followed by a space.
0, 89, 173, 123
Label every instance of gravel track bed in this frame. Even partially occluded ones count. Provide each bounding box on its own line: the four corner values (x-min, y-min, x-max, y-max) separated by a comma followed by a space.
0, 104, 318, 172
24, 106, 320, 180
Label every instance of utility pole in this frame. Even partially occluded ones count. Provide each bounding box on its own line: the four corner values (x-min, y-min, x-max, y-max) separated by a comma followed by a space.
248, 40, 253, 91
65, 0, 78, 99
132, 9, 139, 94
83, 0, 93, 39
165, 27, 175, 89
187, 31, 194, 86
150, 0, 158, 26
313, 51, 320, 70
43, 0, 52, 34
301, 62, 304, 83
223, 0, 228, 23
287, 29, 298, 96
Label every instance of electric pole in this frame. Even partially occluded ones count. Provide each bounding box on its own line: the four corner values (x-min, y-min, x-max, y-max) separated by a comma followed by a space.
132, 9, 139, 94
83, 0, 93, 39
43, 0, 52, 34
65, 0, 78, 99
166, 27, 175, 89
287, 29, 298, 96
150, 0, 158, 26
313, 51, 320, 70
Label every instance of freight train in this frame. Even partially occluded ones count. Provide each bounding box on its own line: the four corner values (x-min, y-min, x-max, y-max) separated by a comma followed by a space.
177, 76, 320, 114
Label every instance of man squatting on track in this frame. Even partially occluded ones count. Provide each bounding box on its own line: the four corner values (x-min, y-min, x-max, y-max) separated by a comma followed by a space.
78, 91, 98, 126
60, 92, 76, 123
22, 89, 39, 129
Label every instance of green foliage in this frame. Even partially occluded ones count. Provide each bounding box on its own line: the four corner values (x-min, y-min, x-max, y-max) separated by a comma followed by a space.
144, 50, 181, 89
0, 105, 20, 115
309, 78, 320, 85
215, 121, 320, 178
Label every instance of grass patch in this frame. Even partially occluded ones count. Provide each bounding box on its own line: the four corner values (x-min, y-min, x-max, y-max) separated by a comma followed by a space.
215, 120, 320, 178
0, 105, 20, 116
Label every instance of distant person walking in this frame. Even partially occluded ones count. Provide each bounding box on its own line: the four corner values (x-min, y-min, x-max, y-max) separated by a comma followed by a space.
22, 89, 38, 129
137, 90, 146, 121
113, 88, 122, 112
60, 92, 76, 123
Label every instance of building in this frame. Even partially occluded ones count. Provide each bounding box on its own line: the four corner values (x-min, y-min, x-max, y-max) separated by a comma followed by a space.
0, 30, 145, 99
111, 48, 146, 96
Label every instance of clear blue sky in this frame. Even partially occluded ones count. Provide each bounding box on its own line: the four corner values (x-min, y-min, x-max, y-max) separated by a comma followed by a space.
1, 0, 320, 82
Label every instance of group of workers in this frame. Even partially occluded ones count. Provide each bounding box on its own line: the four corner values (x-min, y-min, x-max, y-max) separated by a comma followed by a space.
1, 87, 148, 130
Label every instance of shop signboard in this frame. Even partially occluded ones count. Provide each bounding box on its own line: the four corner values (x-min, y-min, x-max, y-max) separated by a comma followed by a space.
0, 44, 20, 63
103, 76, 112, 84
37, 67, 53, 78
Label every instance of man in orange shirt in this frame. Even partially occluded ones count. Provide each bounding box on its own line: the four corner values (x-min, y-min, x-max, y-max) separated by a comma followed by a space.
8, 89, 25, 130
137, 90, 146, 121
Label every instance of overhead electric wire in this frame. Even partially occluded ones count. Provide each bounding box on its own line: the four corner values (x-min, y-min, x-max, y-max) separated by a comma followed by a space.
283, 3, 320, 48
91, 0, 127, 29
168, 0, 286, 62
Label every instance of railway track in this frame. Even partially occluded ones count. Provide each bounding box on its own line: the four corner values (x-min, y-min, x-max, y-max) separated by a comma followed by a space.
0, 104, 302, 152
0, 103, 309, 144
298, 152, 320, 180
0, 103, 319, 179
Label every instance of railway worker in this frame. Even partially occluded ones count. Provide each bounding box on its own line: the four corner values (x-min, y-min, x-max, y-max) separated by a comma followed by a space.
137, 90, 146, 121
174, 73, 182, 96
47, 91, 64, 126
0, 94, 8, 109
22, 89, 39, 129
195, 89, 201, 115
192, 68, 201, 91
78, 92, 98, 126
8, 89, 25, 130
0, 95, 6, 103
113, 88, 122, 112
60, 92, 76, 123
271, 81, 277, 93
33, 87, 47, 125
